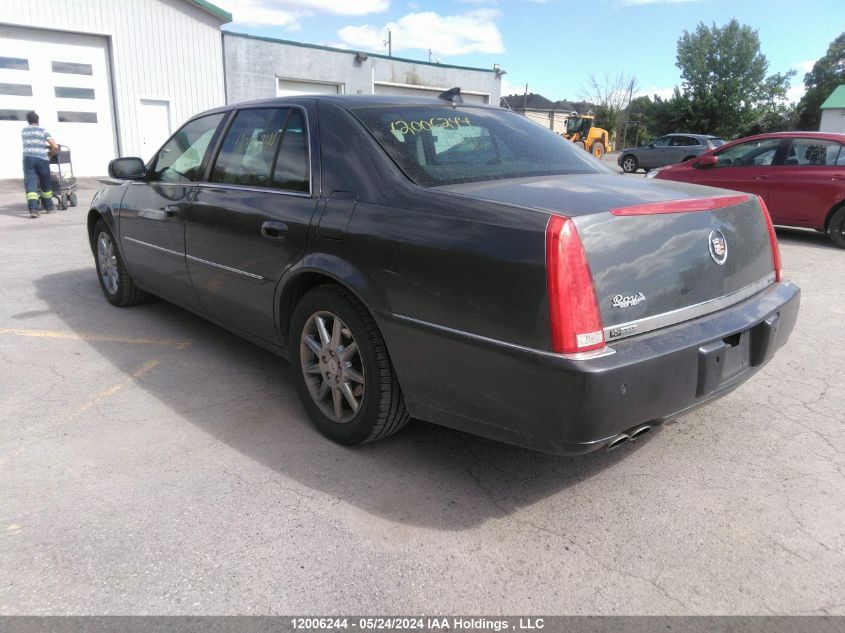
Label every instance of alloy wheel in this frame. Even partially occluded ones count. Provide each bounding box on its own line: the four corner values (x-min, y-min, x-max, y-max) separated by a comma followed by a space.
300, 310, 365, 424
97, 231, 119, 295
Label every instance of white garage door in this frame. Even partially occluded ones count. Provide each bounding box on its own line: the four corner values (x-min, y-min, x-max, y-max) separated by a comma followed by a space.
0, 25, 117, 179
277, 78, 342, 97
374, 82, 489, 104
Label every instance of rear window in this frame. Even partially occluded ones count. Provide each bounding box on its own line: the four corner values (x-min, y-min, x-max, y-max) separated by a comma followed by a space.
352, 106, 604, 186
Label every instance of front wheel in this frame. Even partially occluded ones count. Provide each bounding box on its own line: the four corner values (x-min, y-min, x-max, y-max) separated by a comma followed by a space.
621, 155, 639, 173
591, 142, 605, 159
93, 220, 149, 306
828, 207, 845, 249
290, 285, 409, 445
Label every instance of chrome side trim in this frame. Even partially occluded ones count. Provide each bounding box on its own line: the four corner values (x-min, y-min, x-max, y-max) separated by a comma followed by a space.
122, 236, 183, 258
604, 274, 776, 341
185, 254, 266, 281
193, 182, 311, 198
390, 314, 616, 361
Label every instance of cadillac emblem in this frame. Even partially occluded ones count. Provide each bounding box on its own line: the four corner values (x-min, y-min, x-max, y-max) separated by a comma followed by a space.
708, 230, 728, 265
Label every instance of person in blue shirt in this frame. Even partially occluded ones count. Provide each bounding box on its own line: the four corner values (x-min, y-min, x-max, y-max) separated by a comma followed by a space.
21, 111, 59, 219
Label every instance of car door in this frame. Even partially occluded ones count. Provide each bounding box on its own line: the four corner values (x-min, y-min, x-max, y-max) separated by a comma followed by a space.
691, 137, 786, 208
639, 136, 671, 169
186, 105, 319, 343
118, 112, 226, 311
765, 137, 845, 228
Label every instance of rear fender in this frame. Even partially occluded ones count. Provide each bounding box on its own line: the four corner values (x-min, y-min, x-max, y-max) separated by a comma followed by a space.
274, 252, 390, 346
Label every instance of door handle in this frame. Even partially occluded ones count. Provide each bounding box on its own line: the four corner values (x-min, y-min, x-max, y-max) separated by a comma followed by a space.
261, 221, 288, 240
754, 175, 771, 181
162, 205, 179, 219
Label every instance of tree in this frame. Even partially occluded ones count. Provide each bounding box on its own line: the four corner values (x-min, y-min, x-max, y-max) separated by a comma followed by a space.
579, 72, 637, 148
797, 33, 845, 130
675, 19, 793, 137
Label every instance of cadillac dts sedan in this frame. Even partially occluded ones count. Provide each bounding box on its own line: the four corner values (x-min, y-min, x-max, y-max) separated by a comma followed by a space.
88, 92, 800, 454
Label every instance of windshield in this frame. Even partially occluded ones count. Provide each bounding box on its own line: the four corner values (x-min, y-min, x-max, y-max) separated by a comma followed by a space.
353, 106, 604, 187
566, 117, 585, 134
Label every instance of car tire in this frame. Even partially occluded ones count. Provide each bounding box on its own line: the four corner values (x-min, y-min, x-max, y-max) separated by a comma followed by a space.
621, 155, 639, 173
591, 142, 605, 159
828, 206, 845, 249
290, 284, 409, 446
93, 220, 149, 306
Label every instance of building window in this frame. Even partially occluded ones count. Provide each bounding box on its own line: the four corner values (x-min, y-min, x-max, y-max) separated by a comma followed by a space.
58, 111, 98, 123
55, 86, 96, 99
0, 83, 33, 96
0, 109, 30, 121
0, 57, 29, 71
51, 61, 93, 75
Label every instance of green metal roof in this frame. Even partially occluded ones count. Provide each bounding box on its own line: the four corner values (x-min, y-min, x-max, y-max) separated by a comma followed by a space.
187, 0, 232, 23
222, 31, 498, 74
820, 85, 845, 109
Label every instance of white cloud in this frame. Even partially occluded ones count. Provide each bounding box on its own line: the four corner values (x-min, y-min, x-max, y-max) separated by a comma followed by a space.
786, 85, 806, 103
500, 76, 528, 98
635, 85, 675, 100
229, 0, 390, 30
338, 9, 505, 56
792, 59, 815, 75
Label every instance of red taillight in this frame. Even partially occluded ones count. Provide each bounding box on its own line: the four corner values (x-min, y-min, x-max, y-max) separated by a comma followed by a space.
756, 195, 782, 282
546, 215, 605, 354
609, 194, 749, 216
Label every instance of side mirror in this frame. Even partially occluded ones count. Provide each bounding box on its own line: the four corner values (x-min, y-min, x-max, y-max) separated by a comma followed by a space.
108, 157, 146, 179
648, 143, 655, 149
694, 155, 718, 168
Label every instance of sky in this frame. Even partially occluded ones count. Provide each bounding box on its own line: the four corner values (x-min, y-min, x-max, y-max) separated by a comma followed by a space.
219, 0, 845, 104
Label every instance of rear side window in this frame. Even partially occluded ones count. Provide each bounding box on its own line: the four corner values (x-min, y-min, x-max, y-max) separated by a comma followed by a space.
272, 109, 310, 192
353, 105, 602, 186
669, 136, 699, 146
150, 113, 225, 183
785, 138, 843, 166
211, 108, 289, 187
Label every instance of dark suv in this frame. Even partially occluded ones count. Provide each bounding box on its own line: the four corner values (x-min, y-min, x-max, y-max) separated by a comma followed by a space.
619, 133, 724, 173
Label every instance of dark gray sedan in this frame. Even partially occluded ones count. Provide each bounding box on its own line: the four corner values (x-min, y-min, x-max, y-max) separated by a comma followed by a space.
88, 94, 797, 454
619, 133, 724, 173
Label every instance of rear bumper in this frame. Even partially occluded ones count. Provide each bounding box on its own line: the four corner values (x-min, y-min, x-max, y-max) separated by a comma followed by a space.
383, 281, 800, 455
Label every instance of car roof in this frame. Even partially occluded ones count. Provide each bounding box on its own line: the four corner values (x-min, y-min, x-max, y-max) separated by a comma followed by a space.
722, 131, 845, 144
202, 94, 499, 115
664, 133, 722, 139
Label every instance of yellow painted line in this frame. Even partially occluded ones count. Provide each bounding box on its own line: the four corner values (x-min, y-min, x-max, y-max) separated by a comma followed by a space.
74, 359, 160, 415
0, 328, 191, 349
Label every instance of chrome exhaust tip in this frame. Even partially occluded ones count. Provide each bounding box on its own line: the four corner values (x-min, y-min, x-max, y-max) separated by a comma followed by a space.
629, 424, 652, 441
606, 433, 630, 450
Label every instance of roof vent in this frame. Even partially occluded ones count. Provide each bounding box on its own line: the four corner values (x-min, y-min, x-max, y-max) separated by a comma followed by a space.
438, 87, 463, 106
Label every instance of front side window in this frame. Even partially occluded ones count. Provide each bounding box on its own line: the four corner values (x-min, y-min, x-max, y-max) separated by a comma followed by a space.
211, 108, 289, 188
150, 113, 225, 183
785, 138, 843, 166
354, 106, 602, 186
651, 137, 671, 147
714, 138, 782, 167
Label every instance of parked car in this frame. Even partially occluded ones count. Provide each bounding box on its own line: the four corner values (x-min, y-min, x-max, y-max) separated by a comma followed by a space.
649, 131, 845, 249
88, 94, 799, 455
619, 133, 725, 173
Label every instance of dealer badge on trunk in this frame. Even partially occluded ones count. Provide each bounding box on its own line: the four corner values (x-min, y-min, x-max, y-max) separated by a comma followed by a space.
709, 230, 728, 265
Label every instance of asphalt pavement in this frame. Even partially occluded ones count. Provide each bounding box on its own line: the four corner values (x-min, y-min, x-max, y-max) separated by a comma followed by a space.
0, 179, 843, 615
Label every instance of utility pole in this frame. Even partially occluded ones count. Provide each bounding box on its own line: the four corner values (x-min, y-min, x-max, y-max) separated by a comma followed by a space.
385, 29, 392, 57
621, 77, 635, 151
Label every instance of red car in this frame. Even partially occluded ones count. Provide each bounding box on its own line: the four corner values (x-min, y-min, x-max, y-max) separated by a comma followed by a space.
650, 132, 845, 248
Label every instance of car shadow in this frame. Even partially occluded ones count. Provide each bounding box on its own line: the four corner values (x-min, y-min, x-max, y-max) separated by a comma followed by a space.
775, 226, 837, 250
34, 268, 657, 531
